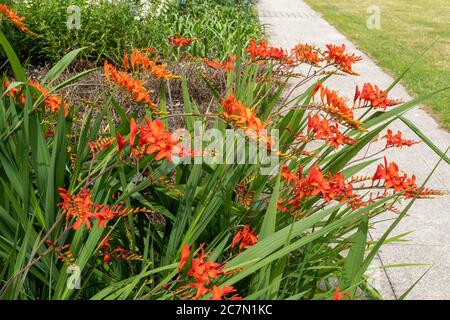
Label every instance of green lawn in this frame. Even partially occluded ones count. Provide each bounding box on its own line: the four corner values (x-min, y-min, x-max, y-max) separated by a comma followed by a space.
305, 0, 450, 130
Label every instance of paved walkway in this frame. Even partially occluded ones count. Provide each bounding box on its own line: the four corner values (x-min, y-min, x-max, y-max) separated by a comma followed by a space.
257, 0, 450, 299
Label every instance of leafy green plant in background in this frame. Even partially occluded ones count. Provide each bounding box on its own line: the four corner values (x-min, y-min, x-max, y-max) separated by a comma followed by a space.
1, 3, 449, 301
1, 0, 261, 66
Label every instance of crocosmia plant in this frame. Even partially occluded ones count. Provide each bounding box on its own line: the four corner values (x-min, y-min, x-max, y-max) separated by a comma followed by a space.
0, 3, 447, 301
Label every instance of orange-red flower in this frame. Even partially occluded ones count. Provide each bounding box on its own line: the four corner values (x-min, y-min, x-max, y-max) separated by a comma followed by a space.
189, 282, 210, 300
137, 118, 181, 161
187, 244, 224, 285
104, 60, 157, 109
354, 83, 401, 110
4, 79, 68, 115
122, 52, 130, 69
372, 157, 418, 196
371, 157, 441, 199
281, 165, 357, 207
333, 287, 352, 300
179, 244, 191, 272
211, 285, 241, 300
58, 188, 95, 230
382, 129, 419, 148
129, 118, 138, 150
128, 49, 176, 80
0, 4, 34, 34
291, 43, 321, 65
324, 44, 361, 74
205, 55, 236, 72
246, 39, 288, 62
116, 132, 126, 158
126, 117, 193, 161
221, 94, 273, 149
221, 95, 265, 131
231, 225, 258, 252
88, 137, 114, 157
168, 33, 195, 48
307, 113, 356, 148
2, 80, 20, 97
58, 188, 142, 230
313, 83, 361, 129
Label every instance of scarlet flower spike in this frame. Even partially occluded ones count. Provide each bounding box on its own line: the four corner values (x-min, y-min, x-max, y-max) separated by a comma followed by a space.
116, 132, 126, 158
291, 43, 322, 65
123, 52, 130, 70
333, 287, 352, 300
130, 49, 176, 80
88, 137, 114, 157
246, 39, 288, 62
221, 94, 273, 148
307, 113, 356, 148
231, 225, 258, 252
104, 60, 157, 109
178, 244, 191, 272
0, 4, 35, 35
354, 83, 401, 110
205, 55, 236, 72
313, 83, 362, 130
324, 44, 361, 75
168, 33, 195, 48
382, 129, 419, 148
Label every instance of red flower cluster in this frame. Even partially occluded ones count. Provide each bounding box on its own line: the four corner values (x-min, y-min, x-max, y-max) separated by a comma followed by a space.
372, 157, 418, 197
354, 83, 401, 110
205, 55, 236, 72
291, 43, 322, 65
246, 39, 288, 62
231, 225, 258, 252
168, 33, 195, 48
58, 188, 141, 230
307, 114, 356, 148
324, 44, 361, 74
3, 80, 67, 115
221, 94, 265, 131
221, 94, 273, 148
0, 4, 34, 34
333, 287, 352, 300
281, 165, 356, 206
88, 137, 114, 157
104, 60, 157, 109
128, 49, 176, 81
177, 244, 241, 300
382, 129, 419, 148
313, 83, 361, 129
128, 117, 189, 161
98, 236, 131, 264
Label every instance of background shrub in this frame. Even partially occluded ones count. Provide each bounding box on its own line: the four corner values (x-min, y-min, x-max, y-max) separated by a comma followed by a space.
1, 0, 262, 66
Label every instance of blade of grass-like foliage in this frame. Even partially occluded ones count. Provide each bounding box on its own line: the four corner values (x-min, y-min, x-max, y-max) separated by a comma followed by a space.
51, 68, 97, 92
41, 47, 87, 86
45, 108, 67, 229
0, 30, 26, 82
400, 116, 450, 164
163, 165, 202, 265
341, 215, 368, 294
252, 173, 280, 296
398, 266, 432, 300
91, 264, 177, 300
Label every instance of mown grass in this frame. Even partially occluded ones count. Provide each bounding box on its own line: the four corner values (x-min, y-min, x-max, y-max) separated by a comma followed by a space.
305, 0, 450, 130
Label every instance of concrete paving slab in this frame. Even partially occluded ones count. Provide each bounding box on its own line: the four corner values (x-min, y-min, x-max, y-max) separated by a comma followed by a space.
256, 0, 450, 299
